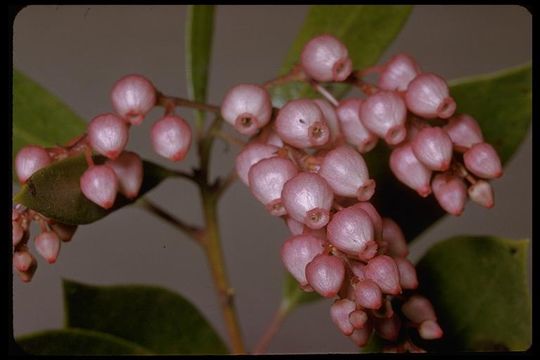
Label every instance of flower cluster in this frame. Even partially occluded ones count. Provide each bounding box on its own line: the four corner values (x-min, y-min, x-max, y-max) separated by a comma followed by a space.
13, 75, 193, 281
224, 34, 502, 350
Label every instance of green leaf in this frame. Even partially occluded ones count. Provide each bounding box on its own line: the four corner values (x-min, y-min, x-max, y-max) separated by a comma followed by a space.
370, 64, 532, 241
13, 69, 87, 181
415, 236, 531, 351
13, 154, 172, 225
16, 328, 152, 355
63, 280, 228, 355
270, 5, 412, 106
185, 5, 215, 129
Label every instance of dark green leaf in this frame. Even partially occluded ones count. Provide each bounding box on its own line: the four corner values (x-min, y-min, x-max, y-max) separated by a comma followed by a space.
370, 64, 532, 241
13, 154, 173, 225
16, 328, 152, 355
270, 5, 412, 106
185, 5, 215, 129
63, 280, 228, 354
12, 69, 87, 181
415, 236, 531, 351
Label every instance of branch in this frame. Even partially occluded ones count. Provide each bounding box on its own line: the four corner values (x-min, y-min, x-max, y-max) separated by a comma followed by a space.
156, 92, 221, 114
136, 197, 203, 243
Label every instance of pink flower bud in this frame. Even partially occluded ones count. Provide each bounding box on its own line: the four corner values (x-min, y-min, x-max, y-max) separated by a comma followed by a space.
282, 172, 334, 229
336, 99, 378, 153
349, 323, 373, 347
468, 180, 494, 208
351, 202, 383, 242
235, 142, 278, 186
463, 142, 503, 179
151, 115, 192, 161
13, 250, 35, 273
34, 231, 61, 264
389, 143, 432, 197
286, 216, 304, 236
360, 91, 408, 145
13, 221, 24, 247
349, 309, 369, 329
431, 173, 467, 216
111, 74, 156, 125
80, 165, 119, 209
443, 114, 484, 151
87, 113, 129, 160
354, 279, 383, 310
221, 84, 272, 136
419, 320, 444, 340
349, 261, 366, 281
15, 145, 52, 184
330, 298, 356, 336
405, 73, 456, 119
314, 99, 341, 144
50, 223, 78, 243
373, 314, 401, 341
381, 218, 409, 258
265, 130, 284, 148
306, 254, 345, 298
364, 255, 401, 295
394, 257, 418, 290
327, 206, 376, 260
16, 265, 37, 283
300, 34, 352, 82
411, 127, 453, 171
275, 99, 330, 148
106, 151, 144, 199
378, 53, 421, 91
319, 145, 375, 201
280, 234, 325, 288
401, 295, 437, 324
248, 157, 298, 216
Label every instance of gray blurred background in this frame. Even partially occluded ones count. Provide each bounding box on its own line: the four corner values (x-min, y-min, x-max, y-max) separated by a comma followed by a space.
12, 5, 532, 354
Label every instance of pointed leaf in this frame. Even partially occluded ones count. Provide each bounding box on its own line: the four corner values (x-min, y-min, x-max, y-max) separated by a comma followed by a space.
415, 236, 531, 351
370, 64, 532, 241
12, 69, 87, 181
269, 5, 412, 106
63, 280, 228, 354
185, 5, 215, 129
16, 328, 152, 355
13, 154, 173, 225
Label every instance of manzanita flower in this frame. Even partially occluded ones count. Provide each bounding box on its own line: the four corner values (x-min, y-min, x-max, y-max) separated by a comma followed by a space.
151, 115, 192, 161
348, 309, 369, 330
280, 234, 325, 289
50, 223, 78, 243
463, 142, 503, 179
221, 84, 272, 136
364, 255, 402, 295
390, 142, 432, 197
319, 145, 376, 201
336, 98, 378, 153
106, 151, 144, 199
111, 74, 157, 125
373, 314, 401, 341
443, 113, 484, 151
330, 298, 357, 336
15, 145, 52, 184
235, 142, 279, 186
34, 231, 61, 264
282, 172, 334, 229
401, 295, 437, 324
360, 91, 408, 145
405, 73, 456, 119
378, 53, 421, 92
314, 98, 342, 145
80, 164, 119, 209
354, 279, 383, 310
393, 257, 419, 290
411, 127, 454, 171
87, 113, 129, 159
248, 157, 298, 216
300, 34, 352, 82
305, 254, 346, 298
381, 218, 409, 258
468, 180, 494, 208
431, 173, 467, 216
350, 202, 383, 242
275, 99, 330, 149
327, 205, 377, 260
